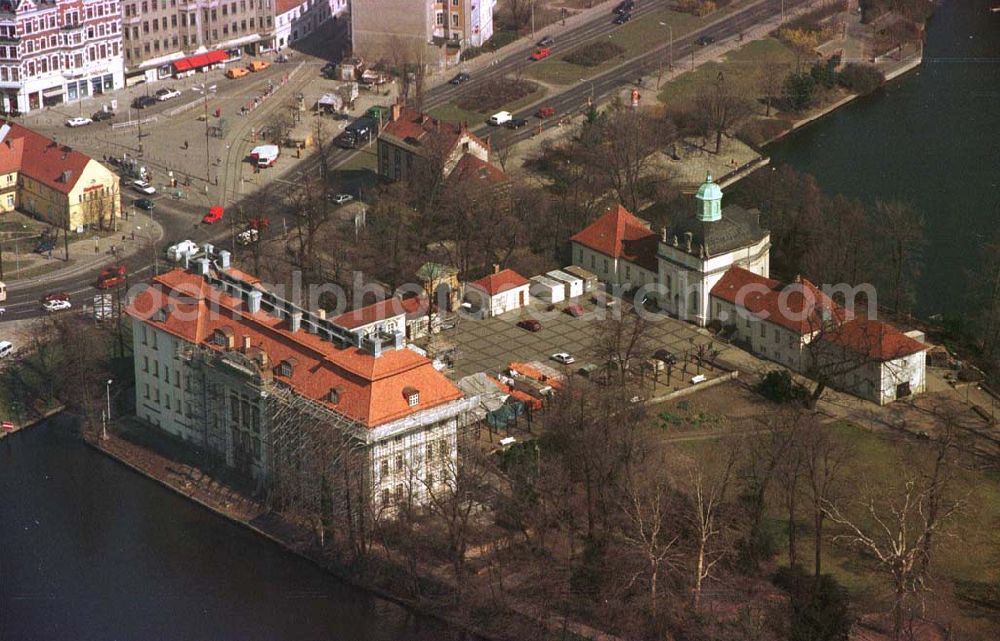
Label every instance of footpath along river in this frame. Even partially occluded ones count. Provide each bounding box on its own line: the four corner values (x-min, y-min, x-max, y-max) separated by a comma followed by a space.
765, 0, 1000, 318
0, 417, 471, 641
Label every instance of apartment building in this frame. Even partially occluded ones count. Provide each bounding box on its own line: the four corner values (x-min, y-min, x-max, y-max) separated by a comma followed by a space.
126, 252, 477, 514
274, 0, 345, 51
0, 0, 124, 114
120, 0, 272, 80
352, 0, 495, 68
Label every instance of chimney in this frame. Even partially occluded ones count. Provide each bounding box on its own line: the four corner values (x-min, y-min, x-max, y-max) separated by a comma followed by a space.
493, 263, 500, 274
316, 308, 326, 320
193, 257, 210, 276
672, 235, 678, 247
218, 249, 231, 270
201, 243, 214, 256
289, 310, 302, 333
391, 102, 402, 122
661, 227, 667, 243
61, 170, 72, 182
241, 335, 251, 352
247, 290, 262, 314
684, 232, 693, 253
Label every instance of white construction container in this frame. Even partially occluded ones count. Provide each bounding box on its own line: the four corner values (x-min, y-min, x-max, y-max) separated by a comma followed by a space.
547, 269, 584, 299
530, 275, 565, 304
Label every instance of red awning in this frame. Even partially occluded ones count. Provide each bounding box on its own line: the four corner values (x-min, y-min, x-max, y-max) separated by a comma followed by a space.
173, 50, 228, 72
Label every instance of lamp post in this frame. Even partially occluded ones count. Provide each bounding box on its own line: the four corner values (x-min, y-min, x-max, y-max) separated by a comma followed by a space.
658, 22, 674, 88
103, 378, 112, 440
192, 83, 218, 187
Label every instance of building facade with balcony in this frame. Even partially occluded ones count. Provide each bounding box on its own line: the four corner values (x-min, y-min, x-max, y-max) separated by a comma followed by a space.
120, 0, 285, 81
0, 0, 124, 114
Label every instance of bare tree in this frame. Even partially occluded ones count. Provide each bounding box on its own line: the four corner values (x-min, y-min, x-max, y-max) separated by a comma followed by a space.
594, 312, 653, 388
693, 72, 754, 154
823, 477, 964, 641
801, 415, 850, 579
619, 461, 679, 606
872, 200, 924, 315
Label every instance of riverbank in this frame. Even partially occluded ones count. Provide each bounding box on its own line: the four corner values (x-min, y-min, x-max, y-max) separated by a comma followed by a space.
0, 405, 64, 439
756, 44, 924, 147
83, 423, 621, 641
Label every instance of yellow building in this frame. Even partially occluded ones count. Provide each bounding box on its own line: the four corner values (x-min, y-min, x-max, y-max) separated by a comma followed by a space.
0, 122, 120, 230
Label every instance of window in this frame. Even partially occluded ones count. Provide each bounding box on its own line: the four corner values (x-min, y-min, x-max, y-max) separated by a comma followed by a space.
438, 440, 447, 459
451, 13, 458, 27
380, 459, 389, 477
436, 12, 443, 25
774, 329, 780, 345
426, 473, 434, 490
381, 488, 390, 507
426, 442, 434, 461
164, 365, 169, 382
395, 484, 403, 502
603, 259, 609, 273
760, 323, 765, 338
625, 265, 631, 279
395, 454, 403, 471
144, 383, 150, 399
407, 392, 419, 406
152, 361, 159, 377
142, 355, 149, 372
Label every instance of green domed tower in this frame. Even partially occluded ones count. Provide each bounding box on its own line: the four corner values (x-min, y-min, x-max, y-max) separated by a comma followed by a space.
695, 173, 723, 222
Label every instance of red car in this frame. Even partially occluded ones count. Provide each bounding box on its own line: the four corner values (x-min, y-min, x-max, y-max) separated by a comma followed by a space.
517, 319, 542, 332
536, 106, 556, 119
43, 291, 71, 303
529, 47, 551, 61
203, 206, 224, 224
564, 303, 584, 318
95, 265, 126, 290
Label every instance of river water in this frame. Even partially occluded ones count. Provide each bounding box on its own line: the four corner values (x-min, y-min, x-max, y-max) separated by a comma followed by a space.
765, 0, 1000, 318
0, 418, 464, 641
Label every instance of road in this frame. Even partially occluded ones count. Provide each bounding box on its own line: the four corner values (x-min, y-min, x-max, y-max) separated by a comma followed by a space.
0, 0, 808, 322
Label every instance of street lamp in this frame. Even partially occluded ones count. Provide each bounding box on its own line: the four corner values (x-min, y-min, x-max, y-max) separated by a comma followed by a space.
103, 378, 113, 440
658, 21, 674, 88
192, 83, 218, 187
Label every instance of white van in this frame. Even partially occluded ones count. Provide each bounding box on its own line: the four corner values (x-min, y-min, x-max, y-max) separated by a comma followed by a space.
488, 111, 512, 126
0, 340, 14, 359
166, 240, 199, 262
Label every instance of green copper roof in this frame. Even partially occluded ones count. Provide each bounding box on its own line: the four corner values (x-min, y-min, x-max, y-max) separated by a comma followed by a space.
695, 173, 723, 222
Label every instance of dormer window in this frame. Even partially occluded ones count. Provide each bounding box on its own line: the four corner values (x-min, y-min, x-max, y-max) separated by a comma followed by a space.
212, 326, 234, 349
276, 358, 297, 377
327, 387, 342, 404
403, 386, 419, 407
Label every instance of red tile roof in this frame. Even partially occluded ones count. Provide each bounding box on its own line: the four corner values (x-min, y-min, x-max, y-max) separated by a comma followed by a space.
820, 318, 927, 361
447, 153, 507, 185
381, 106, 487, 159
0, 121, 93, 194
570, 205, 658, 272
127, 269, 463, 428
468, 268, 529, 296
710, 266, 847, 335
330, 296, 432, 329
275, 0, 303, 15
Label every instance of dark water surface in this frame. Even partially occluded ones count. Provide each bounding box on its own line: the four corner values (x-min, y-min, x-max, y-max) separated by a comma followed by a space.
765, 0, 1000, 317
0, 418, 463, 641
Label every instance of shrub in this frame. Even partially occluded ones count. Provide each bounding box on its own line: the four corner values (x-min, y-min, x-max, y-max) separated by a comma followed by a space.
784, 71, 817, 111
562, 41, 625, 67
774, 566, 852, 641
837, 63, 884, 95
455, 77, 538, 112
673, 0, 717, 17
461, 30, 519, 60
756, 370, 809, 403
810, 59, 839, 89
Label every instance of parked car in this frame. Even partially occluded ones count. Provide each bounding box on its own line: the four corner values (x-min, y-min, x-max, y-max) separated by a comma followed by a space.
0, 340, 13, 359
34, 237, 57, 254
166, 240, 199, 262
43, 299, 72, 313
551, 352, 576, 365
275, 53, 290, 63
202, 206, 224, 224
226, 67, 249, 79
506, 117, 529, 129
66, 116, 93, 128
132, 95, 157, 109
488, 111, 513, 126
615, 0, 635, 13
529, 47, 552, 61
92, 110, 115, 122
537, 35, 555, 47
695, 35, 715, 46
95, 265, 126, 290
654, 348, 678, 365
517, 319, 542, 332
535, 106, 556, 119
247, 60, 270, 72
449, 72, 471, 85
613, 11, 631, 24
329, 193, 353, 205
133, 197, 155, 211
564, 303, 585, 317
43, 291, 71, 303
155, 87, 181, 101
131, 179, 156, 195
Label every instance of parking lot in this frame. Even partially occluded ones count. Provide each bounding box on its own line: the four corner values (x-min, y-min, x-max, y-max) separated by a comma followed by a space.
439, 293, 714, 380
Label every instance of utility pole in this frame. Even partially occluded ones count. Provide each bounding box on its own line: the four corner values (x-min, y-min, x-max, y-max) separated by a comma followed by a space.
531, 1, 535, 40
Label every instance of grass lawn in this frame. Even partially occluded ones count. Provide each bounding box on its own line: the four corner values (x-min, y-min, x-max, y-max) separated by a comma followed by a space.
336, 146, 378, 172
658, 37, 797, 108
0, 258, 76, 282
676, 421, 1000, 625
526, 9, 703, 85
430, 85, 547, 123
